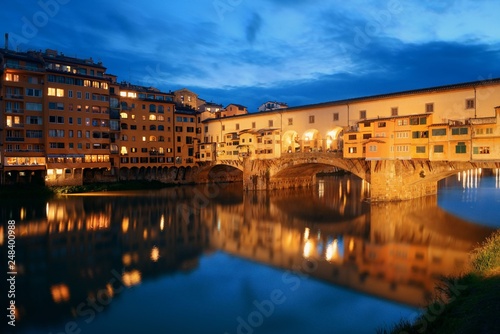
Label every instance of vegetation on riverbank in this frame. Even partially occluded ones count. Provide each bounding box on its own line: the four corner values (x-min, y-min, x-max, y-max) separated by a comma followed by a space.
379, 230, 500, 333
50, 180, 181, 194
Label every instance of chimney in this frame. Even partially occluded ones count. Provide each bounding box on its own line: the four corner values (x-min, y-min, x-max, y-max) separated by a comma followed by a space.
4, 33, 8, 50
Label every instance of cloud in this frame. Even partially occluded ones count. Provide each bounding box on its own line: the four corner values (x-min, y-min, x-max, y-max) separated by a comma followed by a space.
246, 12, 263, 44
0, 0, 499, 113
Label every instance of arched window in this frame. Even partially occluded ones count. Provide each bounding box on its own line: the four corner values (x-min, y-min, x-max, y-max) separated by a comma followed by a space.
149, 114, 157, 121
159, 136, 165, 142
150, 136, 157, 142
150, 125, 156, 131
158, 125, 164, 131
120, 112, 128, 119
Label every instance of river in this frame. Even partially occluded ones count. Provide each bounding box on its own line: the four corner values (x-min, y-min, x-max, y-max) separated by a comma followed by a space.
1, 169, 499, 334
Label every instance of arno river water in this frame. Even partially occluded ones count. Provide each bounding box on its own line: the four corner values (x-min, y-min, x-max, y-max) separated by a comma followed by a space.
2, 170, 499, 334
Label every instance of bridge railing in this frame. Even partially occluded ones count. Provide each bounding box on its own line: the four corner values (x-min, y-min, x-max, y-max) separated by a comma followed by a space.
280, 151, 344, 159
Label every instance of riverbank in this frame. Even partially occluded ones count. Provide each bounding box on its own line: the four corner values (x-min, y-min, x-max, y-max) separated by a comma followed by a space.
0, 180, 186, 197
379, 230, 500, 333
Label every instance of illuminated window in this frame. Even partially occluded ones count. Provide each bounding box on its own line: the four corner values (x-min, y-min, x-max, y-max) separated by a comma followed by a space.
5, 73, 19, 82
120, 146, 128, 155
48, 87, 56, 96
149, 115, 157, 121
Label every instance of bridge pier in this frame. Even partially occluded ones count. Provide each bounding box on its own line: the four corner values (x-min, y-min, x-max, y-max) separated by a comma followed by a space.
369, 160, 437, 201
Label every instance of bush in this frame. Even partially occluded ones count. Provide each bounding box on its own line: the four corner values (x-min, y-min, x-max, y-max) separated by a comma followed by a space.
471, 230, 500, 274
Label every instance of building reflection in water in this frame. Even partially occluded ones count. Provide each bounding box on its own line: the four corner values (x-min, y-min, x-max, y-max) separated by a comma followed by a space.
2, 174, 495, 329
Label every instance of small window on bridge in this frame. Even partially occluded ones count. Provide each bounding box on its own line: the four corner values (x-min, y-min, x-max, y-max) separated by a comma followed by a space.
431, 128, 446, 136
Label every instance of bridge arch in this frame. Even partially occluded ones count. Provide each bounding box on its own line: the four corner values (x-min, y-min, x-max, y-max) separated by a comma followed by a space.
325, 127, 343, 152
282, 130, 299, 153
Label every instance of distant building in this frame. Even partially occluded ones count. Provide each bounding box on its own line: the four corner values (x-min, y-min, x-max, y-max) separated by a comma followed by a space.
222, 104, 248, 117
173, 88, 204, 110
258, 101, 288, 112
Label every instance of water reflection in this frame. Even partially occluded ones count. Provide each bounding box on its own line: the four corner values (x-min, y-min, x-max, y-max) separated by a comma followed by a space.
1, 175, 495, 331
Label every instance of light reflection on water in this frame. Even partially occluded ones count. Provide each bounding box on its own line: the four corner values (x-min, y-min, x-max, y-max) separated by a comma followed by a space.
1, 172, 497, 334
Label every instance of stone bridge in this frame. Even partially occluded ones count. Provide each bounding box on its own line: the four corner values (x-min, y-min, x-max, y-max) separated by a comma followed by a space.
197, 153, 500, 201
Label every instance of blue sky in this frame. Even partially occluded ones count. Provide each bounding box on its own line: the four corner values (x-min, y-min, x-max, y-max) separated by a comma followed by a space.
1, 0, 500, 111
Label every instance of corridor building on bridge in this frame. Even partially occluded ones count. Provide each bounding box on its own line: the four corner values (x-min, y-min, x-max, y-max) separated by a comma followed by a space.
201, 78, 500, 164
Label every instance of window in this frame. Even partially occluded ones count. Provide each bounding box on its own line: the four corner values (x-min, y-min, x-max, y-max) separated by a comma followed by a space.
369, 145, 377, 152
397, 119, 408, 126
359, 110, 366, 119
288, 118, 293, 126
5, 73, 20, 82
434, 145, 444, 153
486, 128, 493, 134
455, 142, 467, 154
68, 90, 73, 98
309, 115, 315, 124
391, 107, 398, 116
26, 88, 42, 97
416, 146, 426, 153
451, 127, 468, 135
426, 103, 434, 113
236, 123, 240, 130
252, 122, 256, 128
85, 92, 90, 100
378, 122, 386, 128
432, 128, 446, 136
465, 98, 475, 109
348, 147, 357, 154
25, 102, 43, 111
48, 88, 64, 97
222, 125, 225, 131
412, 131, 428, 138
333, 113, 339, 121
348, 134, 357, 140
474, 147, 490, 154
396, 132, 408, 138
77, 91, 82, 99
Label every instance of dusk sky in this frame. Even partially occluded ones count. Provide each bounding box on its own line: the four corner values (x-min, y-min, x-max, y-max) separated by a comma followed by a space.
1, 0, 500, 111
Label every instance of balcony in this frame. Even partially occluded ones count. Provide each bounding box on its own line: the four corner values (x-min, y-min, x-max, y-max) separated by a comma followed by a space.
5, 94, 24, 100
6, 137, 25, 142
5, 109, 24, 114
